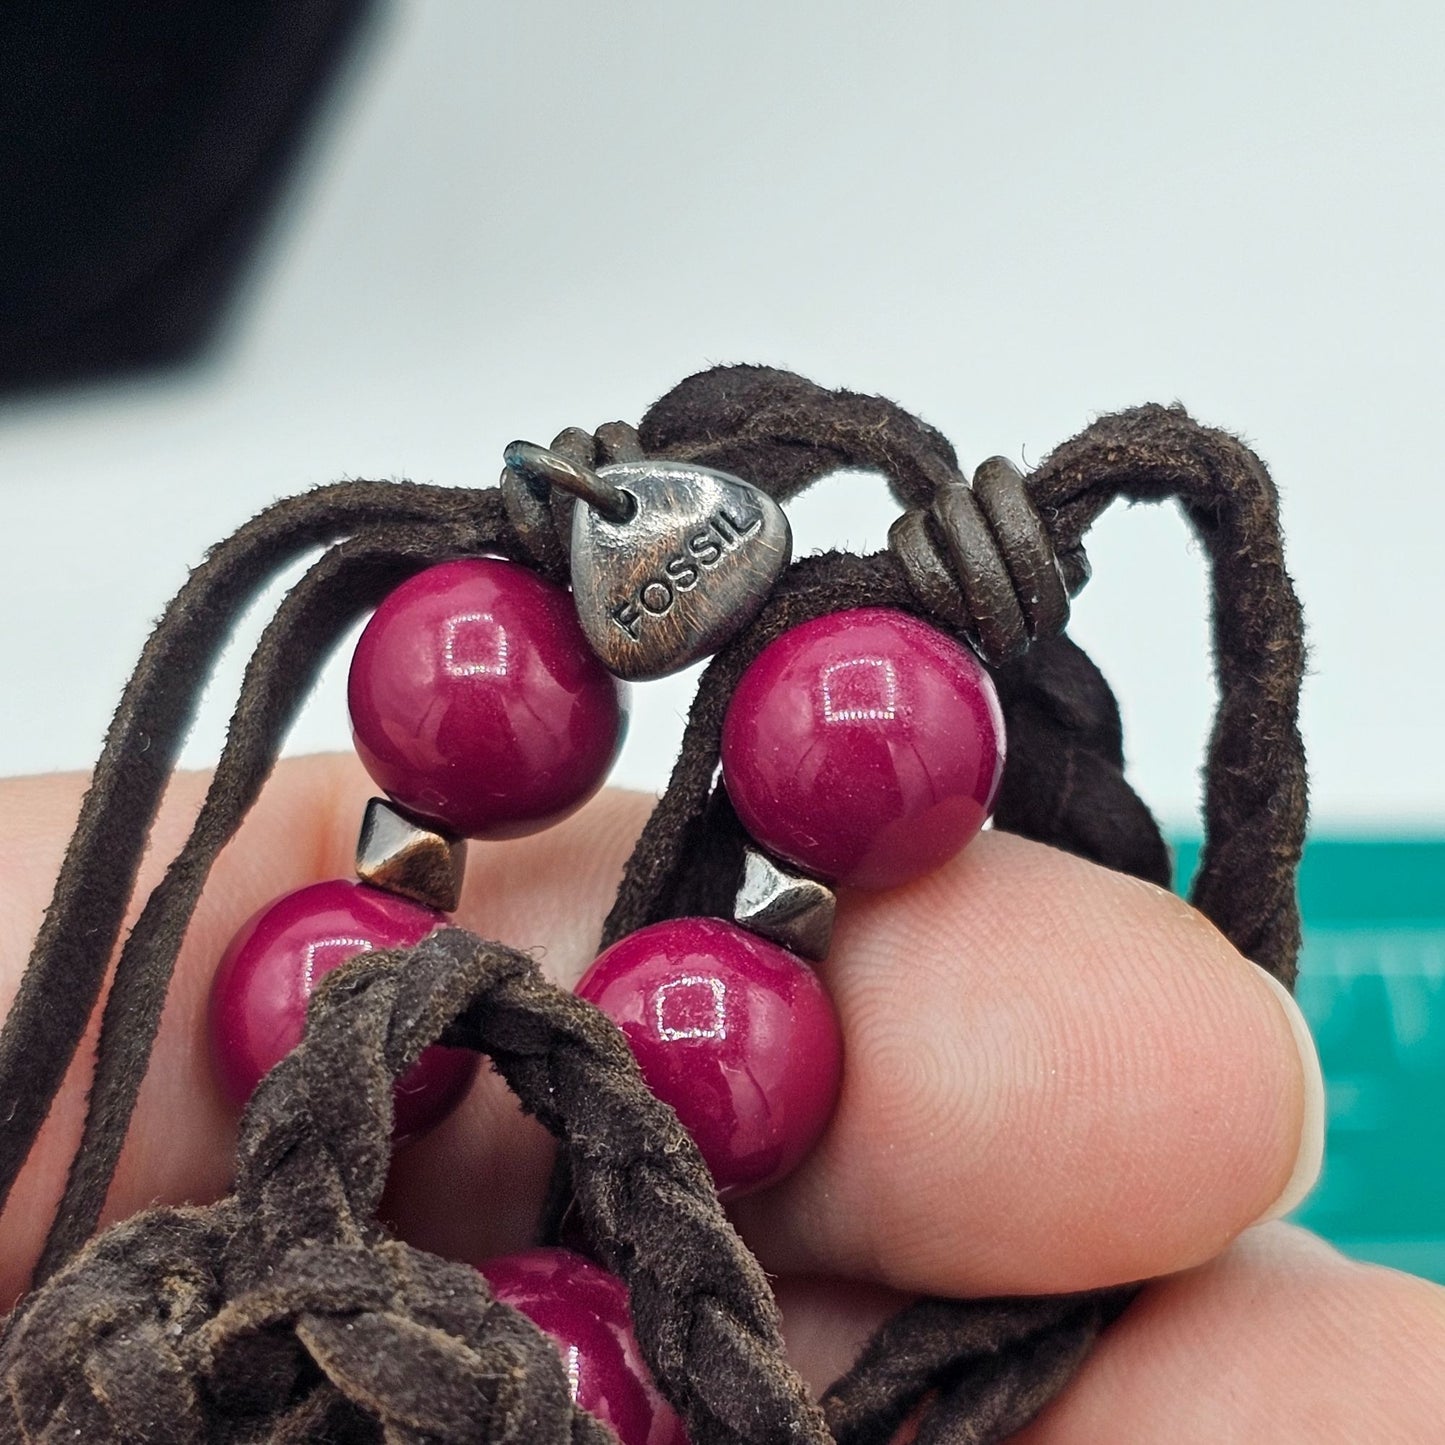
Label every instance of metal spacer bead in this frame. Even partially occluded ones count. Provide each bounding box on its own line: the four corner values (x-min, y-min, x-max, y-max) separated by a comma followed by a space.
500, 457, 569, 582
887, 456, 1085, 664
356, 797, 467, 913
887, 509, 973, 633
592, 420, 645, 465
970, 456, 1071, 639
930, 481, 1030, 665
501, 425, 618, 579
733, 846, 837, 963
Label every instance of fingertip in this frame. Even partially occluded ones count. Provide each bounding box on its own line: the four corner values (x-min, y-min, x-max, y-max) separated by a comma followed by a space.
737, 832, 1314, 1296
1250, 968, 1324, 1224
1012, 1223, 1445, 1444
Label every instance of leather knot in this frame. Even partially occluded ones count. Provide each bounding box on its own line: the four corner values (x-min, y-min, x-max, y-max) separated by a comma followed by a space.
195, 1239, 586, 1443
0, 930, 828, 1445
1, 1210, 224, 1443
888, 456, 1088, 665
0, 1217, 596, 1443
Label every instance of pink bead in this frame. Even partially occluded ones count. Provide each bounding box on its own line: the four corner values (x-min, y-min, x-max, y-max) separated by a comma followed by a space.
208, 879, 477, 1142
574, 918, 842, 1197
480, 1248, 689, 1445
720, 607, 1005, 889
348, 558, 626, 839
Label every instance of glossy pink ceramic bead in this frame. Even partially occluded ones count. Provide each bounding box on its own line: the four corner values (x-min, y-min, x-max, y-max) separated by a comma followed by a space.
574, 918, 842, 1197
348, 558, 626, 839
481, 1248, 689, 1445
208, 879, 476, 1141
720, 607, 1005, 889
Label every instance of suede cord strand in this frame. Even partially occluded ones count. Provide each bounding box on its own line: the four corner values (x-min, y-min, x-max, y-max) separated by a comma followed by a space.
0, 480, 508, 1229
38, 507, 508, 1280
0, 365, 1307, 1444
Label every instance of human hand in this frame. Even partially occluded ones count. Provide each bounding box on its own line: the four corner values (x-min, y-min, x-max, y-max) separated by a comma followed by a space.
1, 757, 1440, 1440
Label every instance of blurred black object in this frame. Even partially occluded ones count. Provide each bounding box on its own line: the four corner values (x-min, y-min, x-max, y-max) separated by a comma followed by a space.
0, 1, 374, 393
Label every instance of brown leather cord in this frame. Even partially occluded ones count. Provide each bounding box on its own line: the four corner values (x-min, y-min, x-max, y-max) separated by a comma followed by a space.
0, 481, 506, 1234
607, 366, 1298, 981
0, 366, 1307, 1443
826, 1291, 1127, 1445
635, 365, 964, 510
1024, 403, 1308, 985
540, 369, 1287, 1443
806, 635, 1165, 1445
38, 510, 508, 1282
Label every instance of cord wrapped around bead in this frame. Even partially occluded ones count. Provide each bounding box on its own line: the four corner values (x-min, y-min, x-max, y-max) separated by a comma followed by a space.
888, 455, 1084, 665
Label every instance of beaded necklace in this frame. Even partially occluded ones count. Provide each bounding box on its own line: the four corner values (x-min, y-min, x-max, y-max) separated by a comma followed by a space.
0, 365, 1307, 1444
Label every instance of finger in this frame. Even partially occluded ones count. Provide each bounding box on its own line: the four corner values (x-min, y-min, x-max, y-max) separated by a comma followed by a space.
1, 758, 1319, 1310
0, 758, 354, 1307
372, 784, 654, 1262
728, 830, 1321, 1296
0, 756, 649, 1305
398, 813, 1319, 1294
772, 1276, 913, 1402
1010, 1223, 1445, 1443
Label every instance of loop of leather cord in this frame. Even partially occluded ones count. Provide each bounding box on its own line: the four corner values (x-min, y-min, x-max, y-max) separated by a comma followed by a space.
2, 930, 827, 1445
0, 365, 1306, 1444
618, 365, 1303, 985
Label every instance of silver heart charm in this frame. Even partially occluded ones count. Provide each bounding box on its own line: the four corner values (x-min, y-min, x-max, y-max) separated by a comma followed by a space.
567, 459, 792, 680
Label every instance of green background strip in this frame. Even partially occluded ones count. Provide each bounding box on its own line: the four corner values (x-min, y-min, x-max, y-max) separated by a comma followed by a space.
1172, 838, 1444, 1281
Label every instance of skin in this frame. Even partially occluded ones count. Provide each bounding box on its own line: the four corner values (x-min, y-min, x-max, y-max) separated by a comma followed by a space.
1, 754, 1442, 1440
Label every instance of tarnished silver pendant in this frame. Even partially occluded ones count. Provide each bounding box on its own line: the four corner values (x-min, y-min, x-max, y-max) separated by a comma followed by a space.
501, 442, 792, 680
568, 459, 791, 681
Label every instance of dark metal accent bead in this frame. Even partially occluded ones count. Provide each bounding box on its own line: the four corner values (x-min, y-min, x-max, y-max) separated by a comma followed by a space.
929, 482, 1029, 665
549, 426, 597, 463
887, 509, 972, 631
593, 420, 645, 464
1058, 545, 1091, 597
545, 427, 602, 565
971, 456, 1070, 638
355, 797, 467, 913
733, 846, 836, 962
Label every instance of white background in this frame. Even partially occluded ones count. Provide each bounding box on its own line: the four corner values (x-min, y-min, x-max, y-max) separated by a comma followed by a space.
2, 1, 1441, 829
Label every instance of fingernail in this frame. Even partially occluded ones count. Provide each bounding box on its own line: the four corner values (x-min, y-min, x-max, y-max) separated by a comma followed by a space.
1254, 966, 1326, 1222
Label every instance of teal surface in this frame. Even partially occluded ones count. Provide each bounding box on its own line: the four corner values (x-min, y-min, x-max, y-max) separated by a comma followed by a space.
1173, 838, 1445, 1282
